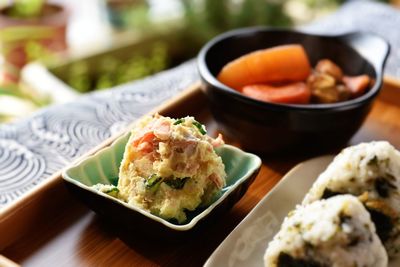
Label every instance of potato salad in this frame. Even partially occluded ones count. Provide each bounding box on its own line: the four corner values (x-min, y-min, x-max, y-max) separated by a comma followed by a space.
110, 114, 226, 223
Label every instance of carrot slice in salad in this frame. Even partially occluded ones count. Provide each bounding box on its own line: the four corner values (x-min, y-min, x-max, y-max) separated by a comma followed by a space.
217, 44, 311, 91
132, 131, 156, 150
242, 82, 311, 104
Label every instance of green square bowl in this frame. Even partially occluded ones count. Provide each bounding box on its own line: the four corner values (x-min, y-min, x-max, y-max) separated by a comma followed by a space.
62, 132, 262, 237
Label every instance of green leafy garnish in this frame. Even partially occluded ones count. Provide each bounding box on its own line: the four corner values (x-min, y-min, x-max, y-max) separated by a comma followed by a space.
193, 120, 207, 135
174, 118, 185, 125
145, 175, 190, 191
104, 187, 119, 194
145, 174, 163, 191
165, 177, 190, 189
8, 0, 45, 18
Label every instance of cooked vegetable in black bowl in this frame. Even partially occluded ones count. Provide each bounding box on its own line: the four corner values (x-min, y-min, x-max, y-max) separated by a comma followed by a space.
197, 27, 390, 154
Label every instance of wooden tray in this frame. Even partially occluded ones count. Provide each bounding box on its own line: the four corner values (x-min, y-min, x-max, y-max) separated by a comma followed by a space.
2, 78, 400, 266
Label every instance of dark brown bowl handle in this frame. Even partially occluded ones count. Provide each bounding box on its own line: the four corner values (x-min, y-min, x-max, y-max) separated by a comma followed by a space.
340, 32, 390, 77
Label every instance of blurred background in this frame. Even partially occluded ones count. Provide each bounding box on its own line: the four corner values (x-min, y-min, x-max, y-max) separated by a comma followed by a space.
0, 0, 396, 122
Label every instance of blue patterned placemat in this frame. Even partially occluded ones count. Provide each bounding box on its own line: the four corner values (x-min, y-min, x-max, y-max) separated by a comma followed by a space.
1, 0, 400, 209
0, 61, 198, 208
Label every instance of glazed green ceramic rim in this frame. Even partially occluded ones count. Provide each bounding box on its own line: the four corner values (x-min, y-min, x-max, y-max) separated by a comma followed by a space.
62, 132, 262, 231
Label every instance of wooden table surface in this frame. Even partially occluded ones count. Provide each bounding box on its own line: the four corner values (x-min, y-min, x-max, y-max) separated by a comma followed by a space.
3, 79, 400, 267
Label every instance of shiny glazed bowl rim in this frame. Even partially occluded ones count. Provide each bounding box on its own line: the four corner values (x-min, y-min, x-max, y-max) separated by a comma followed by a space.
197, 27, 390, 112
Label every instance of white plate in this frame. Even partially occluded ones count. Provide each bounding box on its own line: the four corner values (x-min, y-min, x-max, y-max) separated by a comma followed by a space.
204, 155, 400, 267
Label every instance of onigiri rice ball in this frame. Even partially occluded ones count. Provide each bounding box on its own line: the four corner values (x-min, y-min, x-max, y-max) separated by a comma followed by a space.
303, 141, 400, 256
264, 195, 387, 267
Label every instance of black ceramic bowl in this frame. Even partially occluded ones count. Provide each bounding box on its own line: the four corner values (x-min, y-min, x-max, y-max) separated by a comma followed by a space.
198, 27, 390, 154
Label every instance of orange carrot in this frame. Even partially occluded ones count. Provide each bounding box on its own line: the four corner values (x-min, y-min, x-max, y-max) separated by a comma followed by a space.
242, 82, 311, 104
217, 44, 311, 91
132, 131, 156, 148
342, 75, 371, 97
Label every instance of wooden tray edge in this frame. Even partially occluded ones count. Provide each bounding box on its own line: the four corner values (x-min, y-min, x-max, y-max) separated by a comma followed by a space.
381, 76, 400, 106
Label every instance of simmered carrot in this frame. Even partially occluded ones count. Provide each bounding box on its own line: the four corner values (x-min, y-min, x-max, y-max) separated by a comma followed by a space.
342, 75, 371, 97
242, 82, 311, 104
217, 44, 311, 91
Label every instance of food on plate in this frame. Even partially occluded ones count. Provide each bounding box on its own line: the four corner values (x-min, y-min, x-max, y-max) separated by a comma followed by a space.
217, 44, 371, 104
264, 195, 388, 267
242, 82, 310, 104
342, 75, 372, 97
307, 60, 371, 103
94, 114, 226, 223
92, 184, 119, 197
303, 141, 400, 257
315, 58, 343, 81
217, 44, 311, 91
